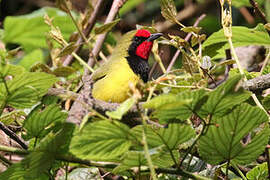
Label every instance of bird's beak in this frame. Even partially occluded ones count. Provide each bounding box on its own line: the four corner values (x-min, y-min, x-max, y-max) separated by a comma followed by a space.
147, 33, 163, 42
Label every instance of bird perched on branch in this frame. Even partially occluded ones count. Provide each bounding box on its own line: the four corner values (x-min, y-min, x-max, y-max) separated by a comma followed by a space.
91, 29, 162, 103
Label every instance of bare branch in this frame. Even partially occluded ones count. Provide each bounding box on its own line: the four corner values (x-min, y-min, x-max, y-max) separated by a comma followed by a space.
242, 73, 270, 92
62, 0, 106, 66
166, 14, 206, 73
0, 122, 28, 150
86, 0, 128, 71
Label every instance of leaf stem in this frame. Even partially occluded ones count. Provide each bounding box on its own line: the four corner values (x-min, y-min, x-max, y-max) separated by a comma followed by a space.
141, 114, 157, 180
0, 145, 28, 155
71, 50, 94, 73
0, 154, 12, 166
260, 48, 270, 75
66, 10, 89, 46
232, 163, 247, 180
180, 111, 208, 167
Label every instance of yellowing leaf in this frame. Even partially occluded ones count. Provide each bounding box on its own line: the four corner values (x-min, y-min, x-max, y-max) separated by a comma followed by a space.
94, 19, 120, 35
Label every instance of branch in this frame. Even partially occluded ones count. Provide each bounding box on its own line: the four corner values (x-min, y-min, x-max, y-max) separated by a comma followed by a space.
155, 0, 212, 32
242, 73, 270, 92
62, 0, 106, 66
0, 144, 210, 179
86, 0, 128, 70
166, 14, 206, 73
249, 0, 270, 36
0, 122, 28, 150
67, 0, 128, 124
249, 0, 268, 24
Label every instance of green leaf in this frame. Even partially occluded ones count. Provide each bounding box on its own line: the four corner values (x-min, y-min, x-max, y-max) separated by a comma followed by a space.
263, 94, 270, 110
2, 7, 76, 51
144, 89, 207, 123
106, 97, 136, 120
94, 19, 120, 35
266, 0, 270, 22
198, 103, 269, 165
112, 151, 147, 173
202, 24, 270, 59
19, 49, 45, 70
0, 110, 26, 125
143, 93, 181, 109
0, 123, 74, 180
199, 75, 251, 117
131, 123, 195, 149
57, 42, 79, 58
247, 162, 268, 180
0, 71, 58, 109
119, 0, 146, 15
151, 146, 180, 168
0, 163, 49, 180
181, 26, 201, 34
0, 63, 25, 77
160, 0, 178, 24
52, 66, 76, 77
113, 147, 180, 173
23, 104, 67, 140
70, 120, 132, 161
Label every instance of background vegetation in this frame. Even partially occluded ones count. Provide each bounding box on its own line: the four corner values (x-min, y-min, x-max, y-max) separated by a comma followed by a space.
0, 0, 270, 179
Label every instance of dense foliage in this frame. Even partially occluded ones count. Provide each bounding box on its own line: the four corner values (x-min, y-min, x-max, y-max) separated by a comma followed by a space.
0, 0, 270, 179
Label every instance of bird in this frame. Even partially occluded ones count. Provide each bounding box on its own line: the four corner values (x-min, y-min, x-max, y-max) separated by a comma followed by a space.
91, 29, 162, 103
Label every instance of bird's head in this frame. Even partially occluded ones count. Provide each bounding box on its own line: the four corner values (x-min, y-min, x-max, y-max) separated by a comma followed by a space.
128, 29, 162, 60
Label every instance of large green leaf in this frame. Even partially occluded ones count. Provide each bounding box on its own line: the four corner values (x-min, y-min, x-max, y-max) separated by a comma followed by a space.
113, 147, 179, 174
198, 103, 269, 165
202, 24, 270, 59
0, 123, 74, 180
131, 123, 195, 150
70, 120, 132, 161
246, 162, 268, 180
0, 63, 25, 77
0, 163, 49, 180
0, 71, 58, 109
23, 104, 67, 140
199, 75, 251, 117
144, 89, 207, 123
106, 97, 136, 120
112, 151, 147, 173
2, 7, 76, 51
19, 49, 45, 70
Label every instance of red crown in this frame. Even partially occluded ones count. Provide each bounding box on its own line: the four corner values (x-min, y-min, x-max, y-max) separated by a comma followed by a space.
135, 29, 151, 38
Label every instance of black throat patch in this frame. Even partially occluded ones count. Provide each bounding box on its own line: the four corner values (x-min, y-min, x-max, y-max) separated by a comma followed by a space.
126, 56, 149, 83
126, 36, 150, 82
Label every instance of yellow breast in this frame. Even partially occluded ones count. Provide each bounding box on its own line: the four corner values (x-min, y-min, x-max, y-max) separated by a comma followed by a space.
92, 58, 140, 103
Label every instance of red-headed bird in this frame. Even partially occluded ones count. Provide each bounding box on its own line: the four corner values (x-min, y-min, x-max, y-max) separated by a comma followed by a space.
92, 29, 162, 103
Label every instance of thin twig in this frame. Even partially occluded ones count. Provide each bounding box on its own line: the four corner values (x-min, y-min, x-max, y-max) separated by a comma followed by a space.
266, 147, 270, 179
260, 48, 270, 75
141, 115, 157, 180
0, 154, 12, 166
166, 14, 206, 73
249, 0, 268, 24
0, 122, 28, 150
249, 0, 270, 36
86, 0, 128, 72
156, 0, 212, 32
62, 0, 105, 66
